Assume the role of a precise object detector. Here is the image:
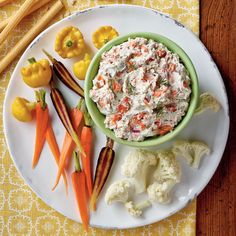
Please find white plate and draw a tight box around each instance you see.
[3,5,229,229]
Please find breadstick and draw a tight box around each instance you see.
[0,0,36,45]
[0,0,64,74]
[0,0,12,7]
[0,0,52,32]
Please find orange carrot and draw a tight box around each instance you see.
[62,132,76,170]
[32,90,49,169]
[52,100,83,191]
[72,152,89,232]
[46,122,68,194]
[81,108,93,198]
[64,106,84,169]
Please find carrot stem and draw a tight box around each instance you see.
[73,151,81,172]
[42,49,56,64]
[106,137,114,149]
[76,99,83,110]
[83,108,92,127]
[35,90,46,110]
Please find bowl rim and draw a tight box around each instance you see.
[85,32,199,147]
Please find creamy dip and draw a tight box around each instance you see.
[90,37,191,141]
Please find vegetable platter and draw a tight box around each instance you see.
[3,5,229,229]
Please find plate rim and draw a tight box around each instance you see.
[3,4,230,229]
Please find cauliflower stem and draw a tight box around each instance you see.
[195,92,221,115]
[125,200,151,217]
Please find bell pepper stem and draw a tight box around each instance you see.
[28,57,36,64]
[66,40,73,47]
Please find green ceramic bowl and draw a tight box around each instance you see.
[84,32,199,147]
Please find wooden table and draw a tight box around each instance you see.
[197,1,236,235]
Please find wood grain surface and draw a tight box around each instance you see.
[198,0,236,235]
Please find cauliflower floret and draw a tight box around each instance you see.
[121,149,157,193]
[195,92,221,115]
[191,141,211,168]
[105,179,151,218]
[147,180,175,204]
[125,200,151,217]
[172,140,193,165]
[172,140,210,169]
[105,180,132,205]
[147,150,181,204]
[154,150,181,183]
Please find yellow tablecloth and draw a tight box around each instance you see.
[0,0,199,235]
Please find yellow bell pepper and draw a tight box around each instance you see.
[21,58,52,88]
[73,54,91,80]
[92,26,119,49]
[11,97,35,122]
[55,26,85,58]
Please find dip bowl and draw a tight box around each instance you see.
[84,32,199,147]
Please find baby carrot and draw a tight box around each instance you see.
[72,152,89,232]
[90,138,115,211]
[52,100,83,191]
[64,102,84,169]
[81,106,93,198]
[46,122,68,194]
[32,90,49,169]
[50,88,84,155]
